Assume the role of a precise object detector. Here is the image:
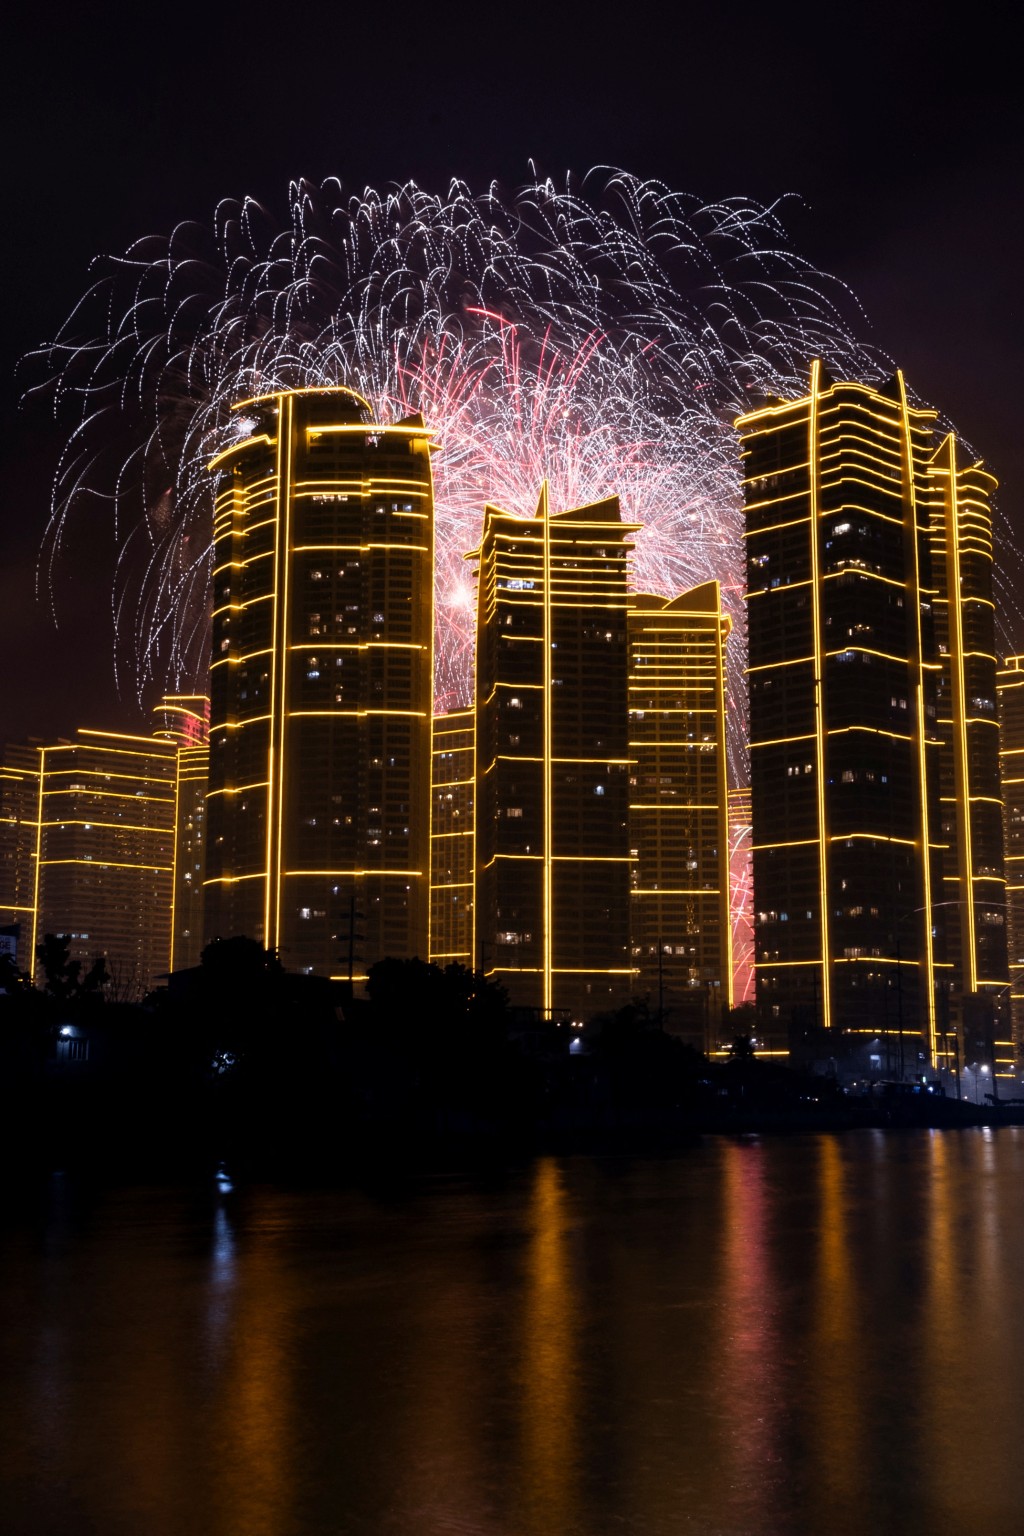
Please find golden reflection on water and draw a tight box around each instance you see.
[7,1135,1024,1535]
[518,1157,579,1536]
[209,1200,294,1536]
[808,1134,860,1512]
[717,1140,781,1523]
[920,1130,1016,1529]
[376,1217,491,1533]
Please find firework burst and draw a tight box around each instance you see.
[25,168,883,757]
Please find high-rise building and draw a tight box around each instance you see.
[153,695,210,973]
[204,387,435,980]
[738,363,1007,1073]
[927,437,1010,1078]
[997,655,1024,1067]
[470,486,636,1017]
[627,582,733,1046]
[30,728,179,997]
[429,707,475,969]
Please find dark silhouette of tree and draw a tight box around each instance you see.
[366,957,508,1035]
[0,952,30,995]
[190,936,287,1068]
[35,934,109,1004]
[200,935,284,986]
[590,999,708,1110]
[724,1002,757,1037]
[361,957,529,1126]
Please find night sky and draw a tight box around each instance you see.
[3,2,1020,742]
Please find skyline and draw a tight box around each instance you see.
[9,361,1015,1062]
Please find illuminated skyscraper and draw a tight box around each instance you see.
[928,439,1010,1077]
[471,487,636,1017]
[30,728,178,997]
[738,364,1007,1072]
[997,655,1024,1065]
[205,387,435,979]
[739,366,943,1062]
[429,707,475,968]
[627,583,733,1045]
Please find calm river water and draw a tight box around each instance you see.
[2,1130,1023,1536]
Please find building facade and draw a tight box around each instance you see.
[997,655,1024,1064]
[627,582,733,1046]
[471,487,635,1017]
[739,366,943,1064]
[429,707,475,969]
[928,436,1010,1078]
[153,696,210,973]
[204,387,435,980]
[738,363,1007,1074]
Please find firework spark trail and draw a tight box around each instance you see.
[25,169,888,773]
[729,819,756,1006]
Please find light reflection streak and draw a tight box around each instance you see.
[921,1130,1013,1528]
[519,1157,580,1535]
[717,1140,781,1526]
[209,1198,293,1534]
[808,1135,861,1512]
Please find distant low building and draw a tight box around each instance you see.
[31,728,179,998]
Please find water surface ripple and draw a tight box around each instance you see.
[2,1129,1022,1535]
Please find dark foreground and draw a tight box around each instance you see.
[3,944,1017,1176]
[1,1058,1016,1180]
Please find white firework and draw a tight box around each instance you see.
[25,169,886,763]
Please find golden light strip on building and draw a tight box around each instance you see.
[272,389,295,949]
[896,370,938,1060]
[808,360,833,1030]
[941,434,975,993]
